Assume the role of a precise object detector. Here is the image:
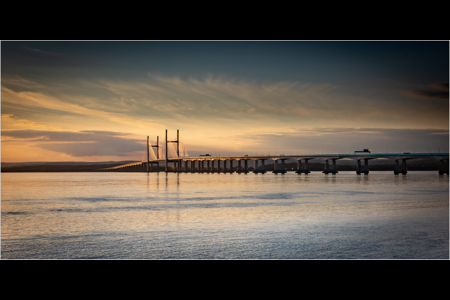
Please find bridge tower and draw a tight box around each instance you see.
[165,129,180,172]
[150,135,159,172]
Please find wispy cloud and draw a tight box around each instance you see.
[401,83,449,100]
[1,84,164,134]
[23,46,66,57]
[241,127,449,154]
[1,130,145,157]
[98,74,397,122]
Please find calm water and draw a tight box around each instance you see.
[1,171,448,259]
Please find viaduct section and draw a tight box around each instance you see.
[100,130,449,175]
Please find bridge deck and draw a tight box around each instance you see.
[100,152,449,171]
[149,152,449,162]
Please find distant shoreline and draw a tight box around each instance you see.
[1,161,136,172]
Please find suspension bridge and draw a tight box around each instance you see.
[99,130,449,175]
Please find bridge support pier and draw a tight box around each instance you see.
[438,159,449,175]
[296,159,310,174]
[273,159,287,174]
[323,159,338,174]
[364,159,369,174]
[394,159,408,175]
[235,159,248,174]
[217,160,222,173]
[356,159,369,175]
[254,159,267,174]
[229,159,235,173]
[323,160,329,174]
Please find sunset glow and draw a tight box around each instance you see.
[1,41,448,162]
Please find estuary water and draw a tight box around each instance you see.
[1,171,448,259]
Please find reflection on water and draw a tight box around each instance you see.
[1,171,448,259]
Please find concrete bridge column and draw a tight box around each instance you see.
[273,159,286,174]
[253,159,259,173]
[254,159,266,174]
[244,159,248,173]
[304,159,310,174]
[364,159,369,175]
[237,160,242,173]
[438,159,449,175]
[295,159,302,174]
[323,160,330,174]
[296,159,310,174]
[332,159,338,174]
[356,160,362,175]
[394,159,400,175]
[217,160,222,173]
[402,159,407,175]
[206,160,210,173]
[223,160,228,173]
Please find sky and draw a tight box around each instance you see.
[1,40,449,162]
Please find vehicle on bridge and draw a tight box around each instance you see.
[354,149,371,154]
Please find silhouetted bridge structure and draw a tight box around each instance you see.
[99,130,449,175]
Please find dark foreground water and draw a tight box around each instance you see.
[1,171,448,259]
